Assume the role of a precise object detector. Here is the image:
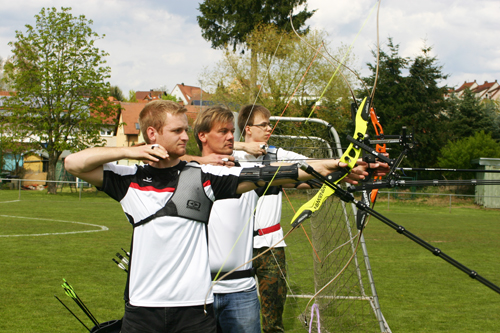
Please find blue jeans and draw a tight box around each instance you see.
[214,286,261,333]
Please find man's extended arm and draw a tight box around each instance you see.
[65,145,167,187]
[234,141,267,156]
[181,154,236,166]
[235,159,388,194]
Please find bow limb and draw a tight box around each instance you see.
[290,97,370,227]
[369,106,386,202]
[370,0,382,107]
[368,0,384,203]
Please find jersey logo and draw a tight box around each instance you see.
[143,177,153,183]
[186,200,201,211]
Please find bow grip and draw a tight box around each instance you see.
[326,168,350,183]
[291,210,312,228]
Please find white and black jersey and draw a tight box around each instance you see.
[208,148,305,294]
[101,161,241,307]
[234,149,307,249]
[209,190,259,294]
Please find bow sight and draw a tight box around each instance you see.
[346,125,500,193]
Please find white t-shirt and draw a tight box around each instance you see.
[102,162,241,306]
[209,191,258,294]
[234,148,307,249]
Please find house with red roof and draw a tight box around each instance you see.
[135,90,163,102]
[170,83,209,106]
[452,80,500,100]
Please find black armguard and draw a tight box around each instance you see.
[292,178,322,189]
[305,178,323,189]
[239,165,299,186]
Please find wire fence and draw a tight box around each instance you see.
[2,177,500,210]
[376,190,500,212]
[0,178,98,200]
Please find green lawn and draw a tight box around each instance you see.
[360,202,500,332]
[0,189,499,332]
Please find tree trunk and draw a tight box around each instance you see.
[47,151,61,194]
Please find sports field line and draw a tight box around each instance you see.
[0,200,21,204]
[0,214,109,237]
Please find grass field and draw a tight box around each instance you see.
[1,188,499,332]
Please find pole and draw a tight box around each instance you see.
[198,80,203,112]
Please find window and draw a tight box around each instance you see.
[100,129,114,136]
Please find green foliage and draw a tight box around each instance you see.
[161,93,178,102]
[198,0,315,101]
[438,131,500,179]
[0,56,12,90]
[1,7,119,193]
[109,85,124,101]
[197,0,315,52]
[446,89,500,141]
[128,90,137,102]
[201,27,356,135]
[364,38,450,167]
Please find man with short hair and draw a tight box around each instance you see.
[236,104,310,333]
[65,100,381,333]
[193,106,262,333]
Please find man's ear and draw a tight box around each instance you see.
[198,131,207,144]
[146,126,157,143]
[245,125,252,136]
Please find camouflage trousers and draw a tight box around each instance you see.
[253,247,287,333]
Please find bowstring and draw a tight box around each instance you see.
[303,2,380,121]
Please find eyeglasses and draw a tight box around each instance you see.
[248,122,273,129]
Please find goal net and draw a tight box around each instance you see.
[267,116,391,332]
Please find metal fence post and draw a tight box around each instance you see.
[79,180,82,201]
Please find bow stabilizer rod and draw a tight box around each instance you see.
[297,161,500,295]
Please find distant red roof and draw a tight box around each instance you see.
[119,102,144,135]
[454,81,476,93]
[174,84,209,105]
[136,91,163,101]
[474,81,496,93]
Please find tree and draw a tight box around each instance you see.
[446,89,500,141]
[438,131,500,180]
[200,26,356,135]
[0,56,13,91]
[197,0,315,101]
[128,90,138,102]
[364,38,450,167]
[161,94,178,102]
[110,85,125,101]
[1,7,119,194]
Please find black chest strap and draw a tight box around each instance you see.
[129,163,213,227]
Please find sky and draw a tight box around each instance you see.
[0,0,499,95]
